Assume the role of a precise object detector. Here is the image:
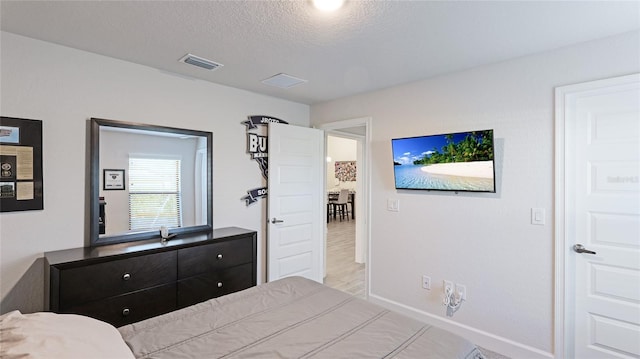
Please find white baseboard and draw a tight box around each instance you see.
[367,294,554,359]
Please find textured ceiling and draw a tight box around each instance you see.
[1,1,639,105]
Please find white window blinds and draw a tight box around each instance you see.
[128,157,182,231]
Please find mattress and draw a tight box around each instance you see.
[119,276,484,358]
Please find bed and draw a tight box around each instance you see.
[1,276,484,358]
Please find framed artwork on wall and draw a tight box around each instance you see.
[0,116,44,212]
[335,161,356,182]
[103,169,125,190]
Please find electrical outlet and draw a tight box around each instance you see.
[422,275,431,290]
[443,280,453,294]
[455,284,467,300]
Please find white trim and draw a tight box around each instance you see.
[317,117,371,132]
[554,81,568,359]
[368,294,554,359]
[326,130,364,141]
[317,117,372,298]
[554,73,640,359]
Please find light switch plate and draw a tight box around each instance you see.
[531,208,545,225]
[387,199,399,212]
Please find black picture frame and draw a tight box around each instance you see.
[0,117,44,212]
[103,169,125,190]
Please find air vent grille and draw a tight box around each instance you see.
[179,54,223,71]
[261,73,307,89]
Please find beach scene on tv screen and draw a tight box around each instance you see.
[392,130,495,192]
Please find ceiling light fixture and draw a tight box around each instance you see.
[312,0,345,12]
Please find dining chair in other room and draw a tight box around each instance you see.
[333,189,350,221]
[327,192,338,222]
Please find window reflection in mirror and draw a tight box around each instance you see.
[90,118,212,246]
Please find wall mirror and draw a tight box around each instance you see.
[90,118,212,246]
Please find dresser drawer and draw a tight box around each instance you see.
[59,251,177,306]
[64,283,176,327]
[177,263,253,308]
[178,236,254,279]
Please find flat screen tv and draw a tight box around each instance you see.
[391,129,495,192]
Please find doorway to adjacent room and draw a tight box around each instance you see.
[319,117,371,299]
[325,135,363,297]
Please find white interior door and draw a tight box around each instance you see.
[562,74,640,358]
[267,123,324,283]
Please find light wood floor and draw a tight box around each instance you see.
[323,218,365,298]
[479,347,511,359]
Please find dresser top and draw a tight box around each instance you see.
[45,227,256,266]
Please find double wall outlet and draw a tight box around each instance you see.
[443,280,453,294]
[455,284,467,300]
[443,280,467,300]
[426,278,467,300]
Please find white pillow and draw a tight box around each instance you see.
[0,310,135,359]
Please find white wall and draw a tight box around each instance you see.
[0,32,310,313]
[326,135,357,190]
[311,30,640,357]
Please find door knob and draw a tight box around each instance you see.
[271,218,284,224]
[573,244,596,255]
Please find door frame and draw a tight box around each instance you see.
[554,73,640,358]
[317,117,372,297]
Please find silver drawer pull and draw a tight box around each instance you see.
[217,254,223,260]
[122,308,130,316]
[122,273,131,281]
[217,282,223,288]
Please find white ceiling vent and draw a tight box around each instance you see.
[179,53,223,71]
[261,73,308,89]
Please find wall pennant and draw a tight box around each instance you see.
[242,186,268,205]
[242,115,288,206]
[242,115,288,130]
[247,133,268,179]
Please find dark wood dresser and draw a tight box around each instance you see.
[44,227,257,327]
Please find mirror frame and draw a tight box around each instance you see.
[90,118,213,247]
